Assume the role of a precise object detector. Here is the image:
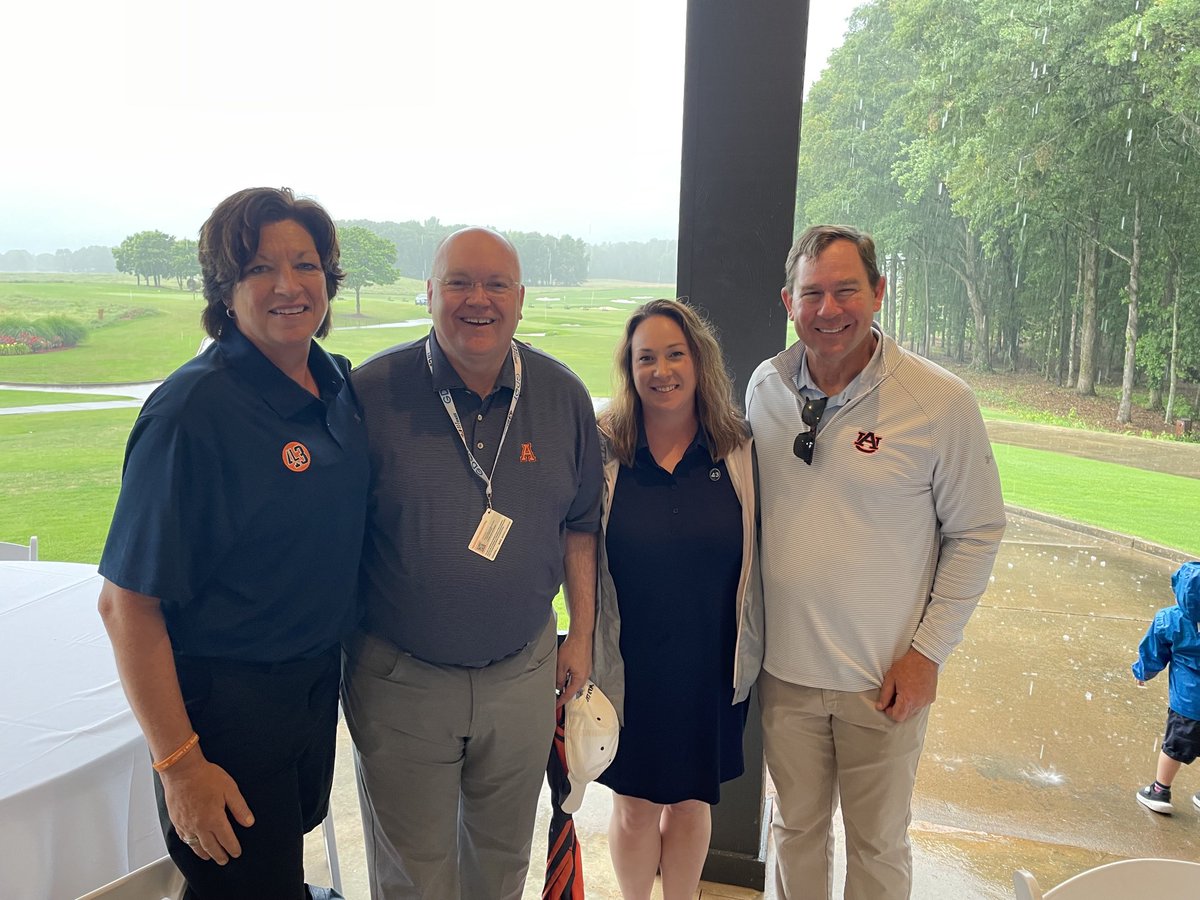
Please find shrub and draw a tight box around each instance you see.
[0,313,87,352]
[36,315,87,346]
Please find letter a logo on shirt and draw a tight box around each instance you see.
[519,442,538,462]
[854,431,882,454]
[282,441,312,472]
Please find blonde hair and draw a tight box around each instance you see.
[599,298,747,466]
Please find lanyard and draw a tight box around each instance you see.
[425,340,523,510]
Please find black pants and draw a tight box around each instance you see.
[154,647,340,900]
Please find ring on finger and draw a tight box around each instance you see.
[181,834,200,846]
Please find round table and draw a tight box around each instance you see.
[0,561,164,899]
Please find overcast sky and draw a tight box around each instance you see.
[2,1,852,253]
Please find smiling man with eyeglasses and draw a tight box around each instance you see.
[345,227,604,900]
[745,224,1006,900]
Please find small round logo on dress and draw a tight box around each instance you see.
[282,441,312,472]
[709,467,721,481]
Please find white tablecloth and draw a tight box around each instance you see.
[0,561,164,899]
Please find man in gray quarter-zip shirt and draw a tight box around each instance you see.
[745,224,1005,900]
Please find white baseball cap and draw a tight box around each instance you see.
[561,681,620,815]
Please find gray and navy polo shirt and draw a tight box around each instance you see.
[352,331,602,666]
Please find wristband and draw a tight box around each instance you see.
[152,732,199,773]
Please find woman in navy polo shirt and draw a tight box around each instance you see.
[98,187,368,899]
[594,299,762,900]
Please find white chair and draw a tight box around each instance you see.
[1014,857,1200,899]
[1014,869,1043,900]
[0,535,37,560]
[76,855,185,900]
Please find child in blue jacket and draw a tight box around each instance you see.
[1133,561,1200,814]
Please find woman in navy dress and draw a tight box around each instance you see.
[595,299,761,900]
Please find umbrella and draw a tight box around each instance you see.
[543,702,585,900]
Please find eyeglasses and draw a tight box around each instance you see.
[432,276,520,299]
[792,396,829,465]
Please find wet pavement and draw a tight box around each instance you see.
[304,512,1200,900]
[0,381,156,415]
[908,514,1198,896]
[986,419,1200,479]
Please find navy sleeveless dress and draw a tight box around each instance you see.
[597,438,748,805]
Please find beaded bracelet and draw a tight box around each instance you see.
[152,732,199,773]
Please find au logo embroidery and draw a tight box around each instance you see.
[282,441,312,472]
[519,442,538,462]
[854,431,882,454]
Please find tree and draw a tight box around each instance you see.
[339,217,456,279]
[112,230,176,287]
[72,245,117,273]
[589,239,676,282]
[339,226,398,315]
[552,236,589,286]
[788,0,1200,423]
[0,249,35,272]
[111,240,133,282]
[170,239,199,290]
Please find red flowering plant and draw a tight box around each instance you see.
[0,316,84,354]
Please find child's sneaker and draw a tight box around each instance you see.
[1136,783,1173,814]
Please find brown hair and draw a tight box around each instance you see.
[784,224,881,292]
[198,187,344,339]
[598,298,747,466]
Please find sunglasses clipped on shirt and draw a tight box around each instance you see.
[792,396,829,465]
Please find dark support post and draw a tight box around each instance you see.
[676,0,810,889]
[678,0,809,403]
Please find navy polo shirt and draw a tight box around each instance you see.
[99,323,369,663]
[352,330,603,665]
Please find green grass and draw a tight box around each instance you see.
[3,274,1199,566]
[0,408,139,561]
[8,409,1199,565]
[0,389,129,408]
[0,276,664,563]
[993,443,1200,555]
[0,275,654,386]
[319,290,645,389]
[0,278,203,382]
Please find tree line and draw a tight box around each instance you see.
[77,222,671,315]
[0,246,116,274]
[796,0,1200,423]
[339,219,593,286]
[2,228,677,285]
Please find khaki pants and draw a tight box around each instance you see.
[342,614,558,900]
[760,671,930,900]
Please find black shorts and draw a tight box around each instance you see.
[1162,708,1200,764]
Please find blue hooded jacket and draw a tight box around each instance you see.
[1133,561,1200,721]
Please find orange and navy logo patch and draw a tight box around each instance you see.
[854,431,882,454]
[282,441,312,472]
[519,442,538,462]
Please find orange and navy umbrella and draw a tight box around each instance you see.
[543,702,584,900]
